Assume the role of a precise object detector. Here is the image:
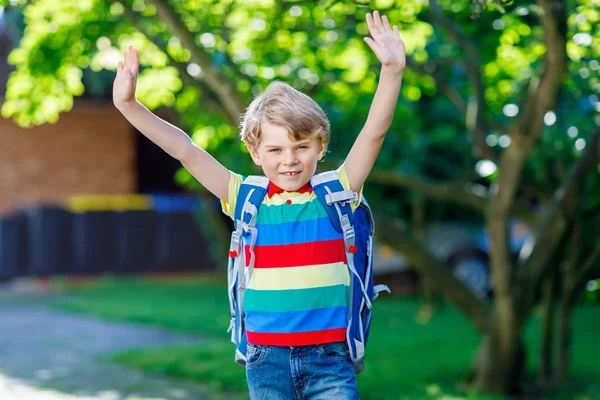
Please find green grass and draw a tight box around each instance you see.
[50,275,600,400]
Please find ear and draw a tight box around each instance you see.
[317,142,326,161]
[248,145,262,166]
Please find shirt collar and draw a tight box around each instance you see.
[267,181,313,198]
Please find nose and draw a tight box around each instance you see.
[283,150,297,165]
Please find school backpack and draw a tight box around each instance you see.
[226,170,390,374]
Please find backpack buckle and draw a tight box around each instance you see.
[340,215,355,243]
[230,223,243,257]
[325,190,358,206]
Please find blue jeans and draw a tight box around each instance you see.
[245,341,359,399]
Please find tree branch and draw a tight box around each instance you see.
[375,215,490,334]
[370,168,486,206]
[566,243,600,305]
[406,58,467,114]
[487,0,567,299]
[516,0,567,140]
[524,128,600,301]
[407,57,508,140]
[486,135,532,297]
[428,0,495,162]
[368,168,537,228]
[121,4,236,126]
[146,0,246,123]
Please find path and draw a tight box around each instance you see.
[0,291,243,400]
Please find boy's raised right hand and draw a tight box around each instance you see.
[110,43,230,202]
[113,45,139,110]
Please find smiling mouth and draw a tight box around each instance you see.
[281,171,301,176]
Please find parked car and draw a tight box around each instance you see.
[372,220,532,298]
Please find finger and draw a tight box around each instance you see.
[366,11,381,37]
[364,37,387,62]
[127,45,135,66]
[131,46,139,67]
[373,10,384,33]
[128,49,139,75]
[365,12,375,34]
[382,15,392,33]
[393,25,400,37]
[117,61,123,71]
[363,37,379,53]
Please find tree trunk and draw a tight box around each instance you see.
[539,264,558,383]
[471,299,526,395]
[557,219,580,382]
[557,297,573,383]
[557,222,600,382]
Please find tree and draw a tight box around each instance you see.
[2,0,599,395]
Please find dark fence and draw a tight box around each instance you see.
[0,213,28,280]
[0,194,217,280]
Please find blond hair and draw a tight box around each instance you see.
[239,81,330,149]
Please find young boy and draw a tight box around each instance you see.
[114,10,405,399]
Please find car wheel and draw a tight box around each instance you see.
[448,251,491,298]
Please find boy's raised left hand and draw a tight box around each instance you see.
[364,11,406,74]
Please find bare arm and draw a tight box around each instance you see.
[113,45,230,201]
[344,11,405,192]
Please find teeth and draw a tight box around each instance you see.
[283,172,300,176]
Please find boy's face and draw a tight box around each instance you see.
[249,122,325,191]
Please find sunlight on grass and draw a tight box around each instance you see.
[50,276,600,400]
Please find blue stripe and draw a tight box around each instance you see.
[245,306,348,333]
[255,217,342,246]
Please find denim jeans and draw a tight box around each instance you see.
[245,341,359,399]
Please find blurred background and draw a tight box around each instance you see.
[0,0,599,399]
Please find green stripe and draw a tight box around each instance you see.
[244,284,349,312]
[256,199,329,224]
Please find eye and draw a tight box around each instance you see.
[269,148,281,153]
[297,145,308,150]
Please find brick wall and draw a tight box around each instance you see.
[0,100,136,215]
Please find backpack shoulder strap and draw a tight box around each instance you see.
[230,175,269,292]
[233,176,269,224]
[310,171,357,231]
[310,171,373,310]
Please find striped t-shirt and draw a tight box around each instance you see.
[221,165,362,347]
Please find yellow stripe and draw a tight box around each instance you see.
[249,262,350,290]
[336,164,363,212]
[221,171,243,219]
[263,191,315,206]
[66,195,151,212]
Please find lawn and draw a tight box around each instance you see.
[50,274,600,400]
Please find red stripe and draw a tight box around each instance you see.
[244,239,346,268]
[247,328,347,346]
